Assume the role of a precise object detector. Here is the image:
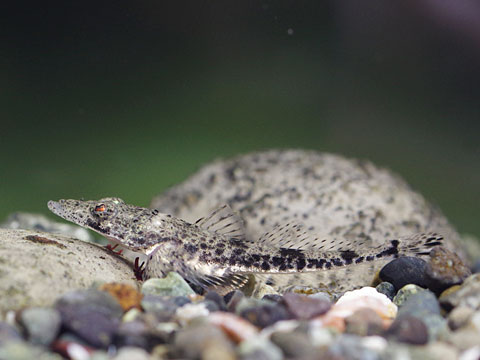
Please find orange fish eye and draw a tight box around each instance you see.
[95,204,106,212]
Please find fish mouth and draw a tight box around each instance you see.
[47,200,65,217]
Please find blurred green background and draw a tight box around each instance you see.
[1,1,479,237]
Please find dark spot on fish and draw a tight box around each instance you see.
[355,256,364,264]
[272,257,283,267]
[366,255,375,261]
[215,248,224,255]
[332,258,344,266]
[280,248,304,258]
[261,262,271,270]
[184,244,198,253]
[325,261,332,269]
[296,258,306,270]
[200,243,207,250]
[260,217,266,225]
[340,250,359,261]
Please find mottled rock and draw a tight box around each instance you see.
[0,229,136,313]
[19,307,61,346]
[345,308,384,336]
[379,257,428,290]
[439,273,480,311]
[375,282,396,300]
[141,272,195,297]
[393,284,426,307]
[237,337,283,360]
[424,246,471,294]
[240,304,290,328]
[282,292,331,320]
[385,315,429,345]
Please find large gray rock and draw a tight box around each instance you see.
[0,229,137,313]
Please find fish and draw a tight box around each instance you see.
[47,197,443,295]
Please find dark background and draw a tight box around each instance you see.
[1,1,479,237]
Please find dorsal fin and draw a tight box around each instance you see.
[258,222,359,252]
[195,205,246,239]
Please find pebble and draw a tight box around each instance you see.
[237,337,283,360]
[385,315,429,345]
[0,322,22,345]
[205,291,227,311]
[440,273,480,311]
[141,272,195,297]
[327,334,383,360]
[112,319,171,351]
[281,292,331,320]
[0,341,63,360]
[140,295,190,320]
[240,303,290,328]
[99,283,142,311]
[345,308,384,336]
[175,302,210,325]
[448,328,480,351]
[393,284,426,307]
[409,341,458,360]
[55,289,124,318]
[448,306,475,330]
[112,346,152,360]
[173,321,234,359]
[208,312,258,342]
[270,330,316,358]
[379,257,428,290]
[375,282,396,300]
[18,307,61,346]
[424,246,471,294]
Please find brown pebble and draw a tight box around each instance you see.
[345,308,385,336]
[99,283,142,311]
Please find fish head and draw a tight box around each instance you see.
[48,197,160,252]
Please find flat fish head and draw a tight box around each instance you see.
[48,197,159,252]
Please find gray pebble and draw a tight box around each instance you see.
[375,282,396,300]
[379,257,428,290]
[385,315,429,345]
[19,307,61,346]
[141,272,195,297]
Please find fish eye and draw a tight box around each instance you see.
[94,204,106,213]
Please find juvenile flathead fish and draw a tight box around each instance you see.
[48,197,443,294]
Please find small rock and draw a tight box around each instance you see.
[0,322,22,345]
[55,289,124,318]
[393,284,426,307]
[173,321,233,359]
[385,315,429,345]
[141,272,195,297]
[345,308,384,336]
[141,295,190,320]
[205,291,227,311]
[19,307,61,346]
[308,323,335,347]
[375,282,396,300]
[262,294,283,303]
[112,346,151,360]
[237,337,283,360]
[112,320,171,351]
[409,341,458,360]
[282,292,331,320]
[201,341,236,360]
[224,290,244,312]
[448,328,480,351]
[379,257,428,290]
[175,302,209,324]
[424,246,471,294]
[270,330,316,358]
[0,341,63,360]
[327,334,383,360]
[448,306,475,330]
[240,304,290,328]
[99,283,142,311]
[440,273,480,311]
[208,312,258,343]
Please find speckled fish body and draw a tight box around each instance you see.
[48,197,444,294]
